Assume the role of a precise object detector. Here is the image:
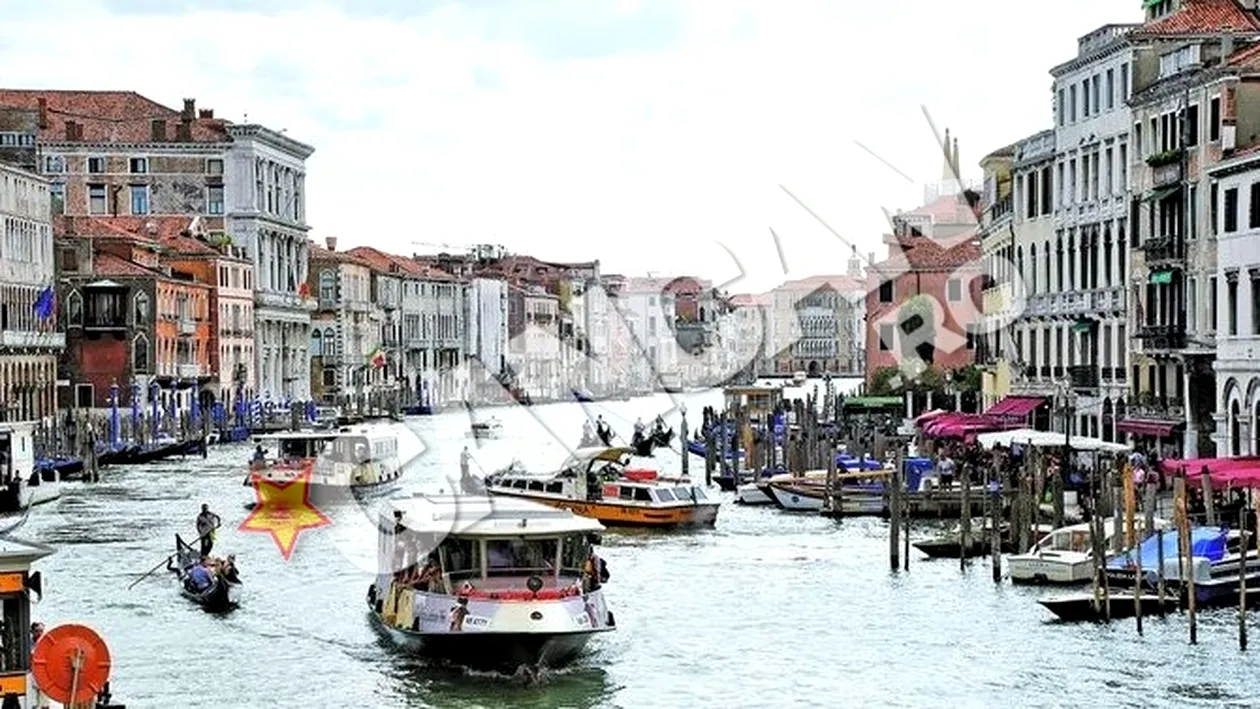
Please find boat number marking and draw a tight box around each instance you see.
[573,614,591,628]
[462,615,490,629]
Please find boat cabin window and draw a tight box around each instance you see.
[618,486,633,500]
[511,479,528,490]
[0,433,12,483]
[654,488,676,502]
[329,437,371,464]
[485,538,558,577]
[545,482,564,494]
[632,487,652,502]
[674,487,703,501]
[527,481,545,492]
[560,534,592,575]
[0,594,28,673]
[278,438,323,459]
[1039,530,1091,553]
[439,538,482,583]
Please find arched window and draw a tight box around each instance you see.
[133,291,150,324]
[133,334,150,373]
[66,290,82,327]
[1029,244,1038,293]
[324,327,336,357]
[311,329,323,357]
[319,270,336,305]
[1231,400,1242,457]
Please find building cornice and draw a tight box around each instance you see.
[40,141,231,152]
[1207,148,1260,177]
[1050,27,1137,78]
[226,124,315,160]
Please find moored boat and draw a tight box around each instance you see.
[170,534,241,612]
[1037,592,1178,622]
[366,494,616,673]
[245,428,403,505]
[913,522,1054,559]
[468,417,504,440]
[1106,526,1260,607]
[1008,517,1172,585]
[485,446,719,528]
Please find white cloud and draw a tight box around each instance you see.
[1,0,1142,292]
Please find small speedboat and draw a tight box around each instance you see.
[1038,592,1177,622]
[469,418,504,439]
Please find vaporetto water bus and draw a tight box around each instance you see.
[244,428,402,505]
[366,494,616,673]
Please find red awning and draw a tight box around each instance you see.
[1116,418,1182,438]
[1162,457,1260,476]
[984,396,1045,418]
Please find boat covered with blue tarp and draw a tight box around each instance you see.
[1105,526,1228,588]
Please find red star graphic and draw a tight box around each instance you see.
[238,468,331,560]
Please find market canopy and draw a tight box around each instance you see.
[984,396,1045,419]
[919,412,1024,439]
[974,428,1130,453]
[1159,457,1260,489]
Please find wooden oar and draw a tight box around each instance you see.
[127,525,218,590]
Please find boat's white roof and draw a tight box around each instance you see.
[0,536,55,565]
[386,494,605,537]
[254,427,390,442]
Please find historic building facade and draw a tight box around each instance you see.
[0,159,60,422]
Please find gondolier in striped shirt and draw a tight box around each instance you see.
[196,503,221,557]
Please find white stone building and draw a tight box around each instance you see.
[612,278,677,390]
[223,124,316,402]
[1208,145,1260,455]
[1046,23,1136,440]
[309,239,382,407]
[464,277,508,399]
[0,159,61,422]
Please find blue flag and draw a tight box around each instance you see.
[32,286,54,320]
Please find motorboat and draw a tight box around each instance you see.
[485,446,719,528]
[765,469,890,513]
[1037,592,1178,622]
[0,422,63,514]
[469,417,504,440]
[245,428,403,505]
[1107,527,1260,608]
[1008,517,1171,585]
[913,522,1055,559]
[366,494,615,673]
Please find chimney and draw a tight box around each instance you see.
[325,236,337,251]
[952,137,960,181]
[940,128,955,182]
[182,98,196,122]
[36,98,48,129]
[175,122,191,141]
[198,108,214,119]
[64,120,77,141]
[151,119,167,142]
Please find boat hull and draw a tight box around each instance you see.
[766,484,824,512]
[1038,593,1177,622]
[181,576,242,613]
[735,483,773,505]
[1008,555,1094,585]
[489,491,719,528]
[370,612,601,672]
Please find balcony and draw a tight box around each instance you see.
[1140,236,1185,266]
[1067,364,1099,392]
[1024,286,1126,318]
[178,318,196,335]
[177,363,200,378]
[1152,161,1183,188]
[0,331,65,348]
[1130,393,1184,422]
[256,289,318,312]
[1135,323,1187,351]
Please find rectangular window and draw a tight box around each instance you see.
[1082,80,1091,117]
[130,185,149,216]
[1119,143,1127,190]
[1211,276,1219,332]
[1229,277,1239,335]
[1251,183,1260,229]
[1041,166,1052,214]
[878,323,894,351]
[88,184,107,214]
[878,281,893,303]
[1210,96,1221,141]
[1252,274,1260,335]
[206,158,224,175]
[129,157,147,174]
[87,157,105,174]
[1189,184,1197,239]
[947,278,962,302]
[1092,75,1101,114]
[1120,62,1129,100]
[1225,187,1239,232]
[207,185,224,215]
[1212,182,1220,235]
[50,182,64,215]
[1186,104,1200,147]
[1070,85,1077,122]
[43,155,64,174]
[1106,69,1115,109]
[1058,89,1066,126]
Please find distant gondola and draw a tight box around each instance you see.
[169,534,241,613]
[630,428,674,457]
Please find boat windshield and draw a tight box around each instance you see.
[1037,529,1092,553]
[485,538,558,577]
[440,537,482,584]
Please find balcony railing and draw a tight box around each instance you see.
[1024,286,1126,317]
[1135,324,1187,350]
[1067,364,1100,391]
[0,331,65,348]
[1130,393,1184,421]
[1152,162,1183,188]
[84,315,126,330]
[176,363,199,378]
[1140,236,1186,264]
[178,318,196,335]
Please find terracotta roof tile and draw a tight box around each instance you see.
[309,243,374,268]
[1132,0,1260,37]
[775,274,866,293]
[0,90,230,144]
[92,251,160,278]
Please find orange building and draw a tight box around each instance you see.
[56,216,214,411]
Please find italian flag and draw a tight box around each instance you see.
[368,347,387,368]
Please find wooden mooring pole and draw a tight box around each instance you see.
[989,463,1002,583]
[889,449,902,572]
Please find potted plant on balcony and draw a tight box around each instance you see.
[1145,148,1184,168]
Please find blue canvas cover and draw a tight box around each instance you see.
[1105,526,1228,571]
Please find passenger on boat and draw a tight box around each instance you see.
[414,554,442,592]
[596,416,614,446]
[582,550,609,592]
[185,559,214,594]
[581,420,594,445]
[653,416,666,436]
[252,444,267,466]
[633,418,645,437]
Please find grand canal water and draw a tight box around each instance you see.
[20,387,1260,708]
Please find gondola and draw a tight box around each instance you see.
[97,444,140,466]
[35,455,84,482]
[630,428,674,457]
[170,534,241,613]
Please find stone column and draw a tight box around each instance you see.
[1183,365,1198,458]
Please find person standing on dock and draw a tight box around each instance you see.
[196,503,221,557]
[936,451,956,490]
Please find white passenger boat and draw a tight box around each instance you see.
[366,494,616,673]
[0,422,61,515]
[244,427,402,504]
[1008,517,1171,585]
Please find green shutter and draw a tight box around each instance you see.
[1149,270,1174,284]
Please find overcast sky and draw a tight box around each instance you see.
[1,0,1142,293]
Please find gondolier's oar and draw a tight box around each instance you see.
[126,525,218,590]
